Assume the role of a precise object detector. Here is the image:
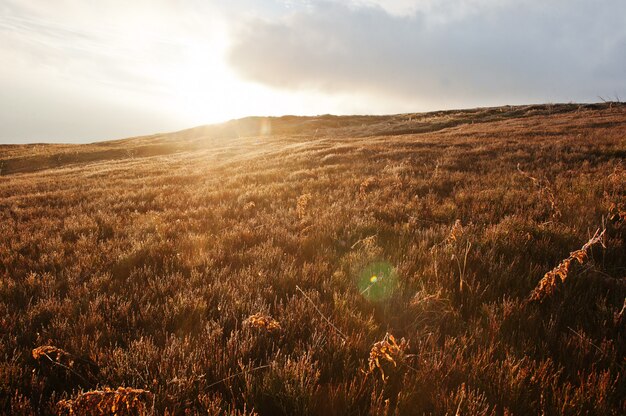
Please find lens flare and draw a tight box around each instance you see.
[358,262,397,302]
[260,118,272,136]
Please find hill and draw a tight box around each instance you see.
[1,103,625,414]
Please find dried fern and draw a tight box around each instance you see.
[244,312,282,332]
[32,345,99,387]
[367,333,408,381]
[56,387,153,416]
[529,229,605,302]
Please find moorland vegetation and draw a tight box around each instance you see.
[1,103,625,415]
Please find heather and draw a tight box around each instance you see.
[1,103,625,415]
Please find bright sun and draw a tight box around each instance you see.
[91,13,360,129]
[163,34,242,124]
[154,28,334,126]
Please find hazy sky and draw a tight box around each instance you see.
[1,0,625,143]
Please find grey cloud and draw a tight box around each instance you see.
[228,1,626,106]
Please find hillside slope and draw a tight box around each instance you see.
[1,103,625,415]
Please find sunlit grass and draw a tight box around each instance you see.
[1,103,625,414]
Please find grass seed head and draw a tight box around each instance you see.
[296,193,312,219]
[446,219,464,246]
[608,202,626,224]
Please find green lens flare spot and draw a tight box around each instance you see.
[357,262,397,302]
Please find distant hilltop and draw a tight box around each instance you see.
[1,102,624,176]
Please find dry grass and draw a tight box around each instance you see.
[1,103,625,414]
[516,164,562,220]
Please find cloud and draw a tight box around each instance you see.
[1,0,625,143]
[0,0,224,142]
[0,1,201,95]
[228,0,626,107]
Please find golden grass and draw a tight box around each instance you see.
[1,103,625,414]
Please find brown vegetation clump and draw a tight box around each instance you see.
[32,345,73,363]
[56,387,153,416]
[32,345,99,387]
[359,176,377,196]
[243,313,282,332]
[608,202,626,224]
[368,333,408,381]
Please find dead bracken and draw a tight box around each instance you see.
[529,229,606,302]
[32,345,99,387]
[368,333,408,381]
[33,345,73,362]
[244,312,282,332]
[56,387,153,416]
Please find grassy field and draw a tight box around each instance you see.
[1,103,625,415]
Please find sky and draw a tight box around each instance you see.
[0,0,625,143]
